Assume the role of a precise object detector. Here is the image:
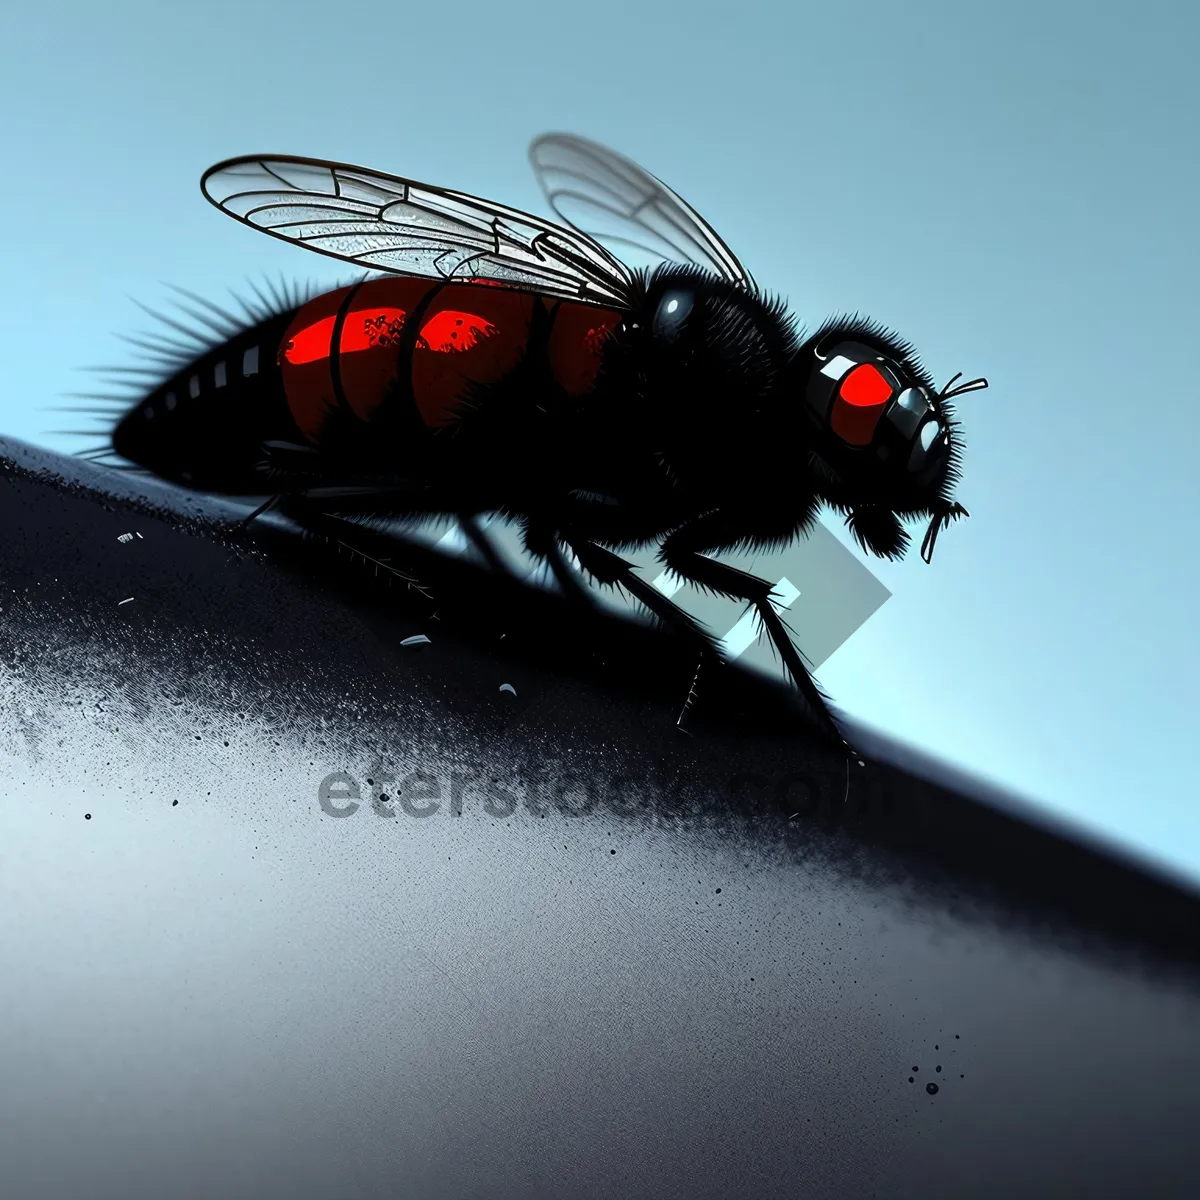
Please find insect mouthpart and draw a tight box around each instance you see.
[919,500,969,564]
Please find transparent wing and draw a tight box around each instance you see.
[528,133,753,288]
[200,154,635,308]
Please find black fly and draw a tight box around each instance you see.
[80,134,987,750]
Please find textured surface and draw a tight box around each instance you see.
[2,438,1199,1200]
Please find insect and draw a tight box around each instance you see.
[84,134,988,749]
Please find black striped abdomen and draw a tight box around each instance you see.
[111,278,625,493]
[111,309,303,494]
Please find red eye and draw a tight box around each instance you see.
[840,364,892,407]
[832,363,894,445]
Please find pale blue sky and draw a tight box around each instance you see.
[2,1,1197,881]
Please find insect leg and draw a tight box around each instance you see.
[276,503,436,598]
[259,485,468,600]
[554,534,723,727]
[240,494,280,529]
[263,486,515,596]
[525,500,723,725]
[242,442,341,527]
[676,654,708,733]
[521,521,597,610]
[557,537,706,639]
[659,515,849,750]
[457,514,513,578]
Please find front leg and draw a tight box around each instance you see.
[658,510,850,750]
[544,496,821,734]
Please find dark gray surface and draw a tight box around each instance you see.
[2,437,1199,1200]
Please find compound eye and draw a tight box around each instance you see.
[908,417,947,472]
[831,363,893,445]
[887,387,931,439]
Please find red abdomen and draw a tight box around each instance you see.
[277,278,623,444]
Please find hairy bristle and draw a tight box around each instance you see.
[810,312,935,393]
[47,273,347,461]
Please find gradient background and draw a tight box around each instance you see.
[1,0,1196,881]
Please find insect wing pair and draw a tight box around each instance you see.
[199,134,751,320]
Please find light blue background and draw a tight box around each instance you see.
[2,0,1196,882]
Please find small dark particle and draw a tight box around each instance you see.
[715,888,721,894]
[936,1065,941,1073]
[172,800,178,807]
[908,1077,913,1084]
[610,849,616,855]
[926,1083,938,1095]
[84,813,91,820]
[911,1066,918,1072]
